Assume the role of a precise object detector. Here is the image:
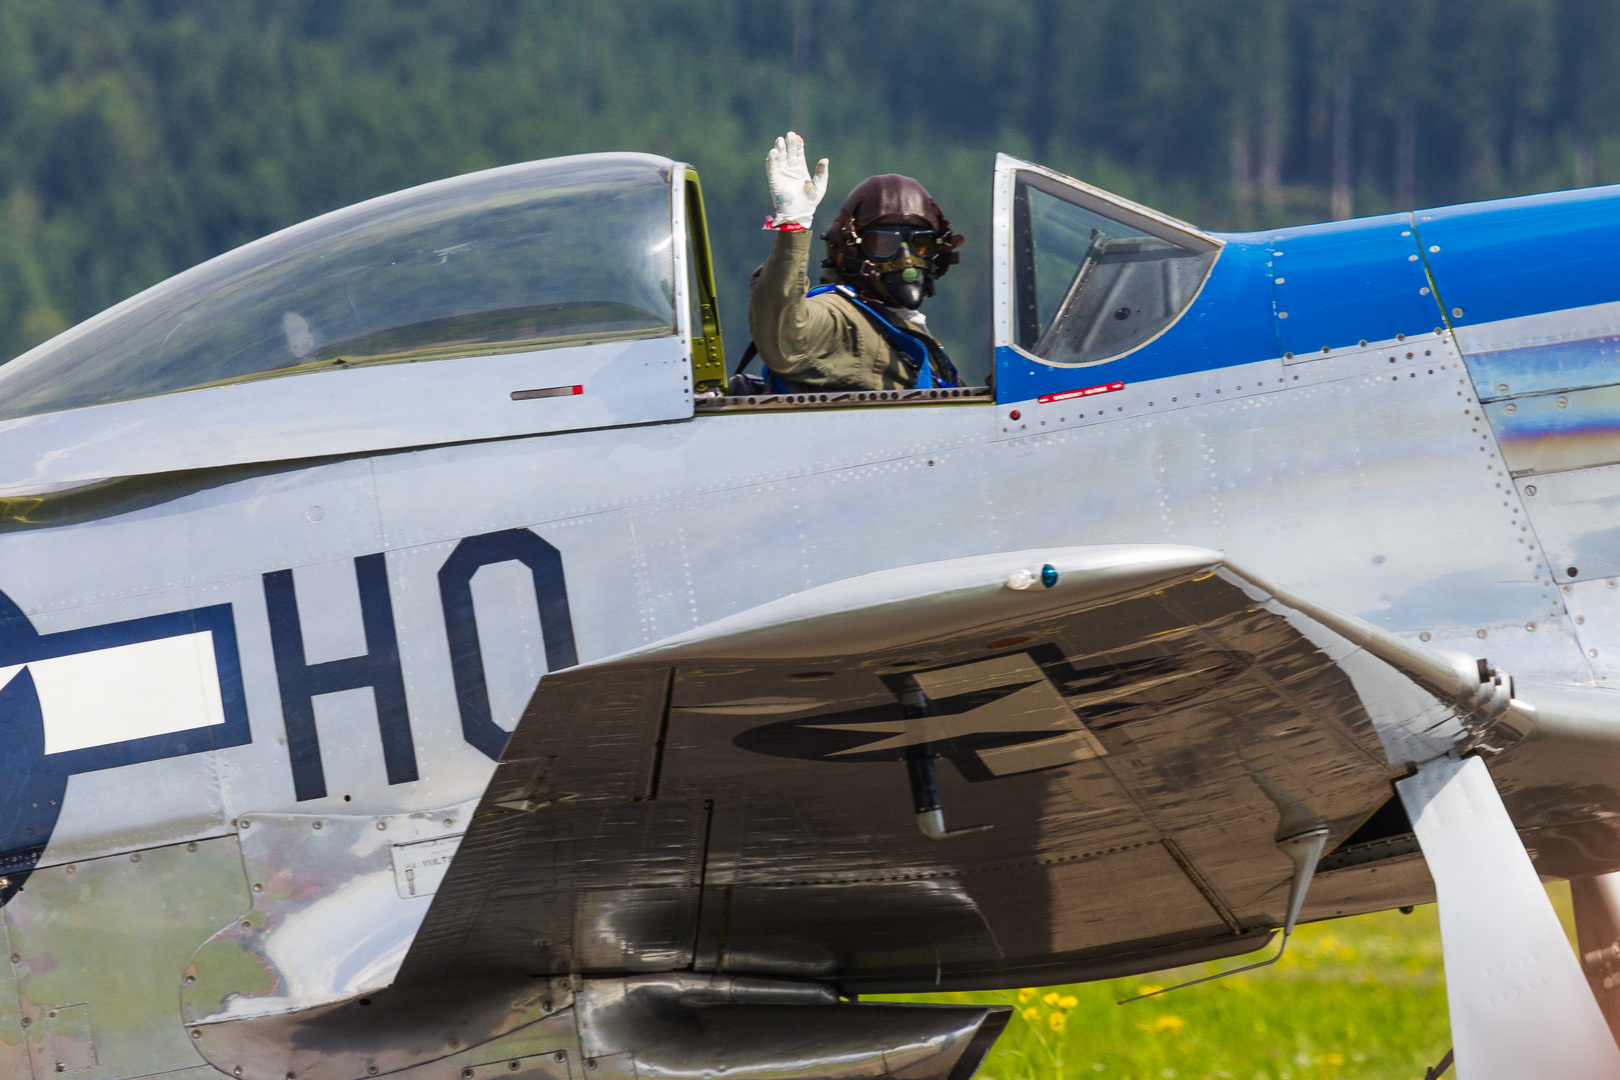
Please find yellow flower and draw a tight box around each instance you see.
[1322,1053,1345,1067]
[1022,1006,1040,1021]
[1017,988,1036,1004]
[1058,995,1078,1009]
[1137,984,1164,996]
[1044,991,1062,1006]
[1048,1012,1066,1032]
[1135,1015,1186,1034]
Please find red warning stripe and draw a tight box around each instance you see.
[1037,381,1124,404]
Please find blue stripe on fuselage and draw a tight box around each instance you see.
[996,212,1447,402]
[1415,184,1620,333]
[1270,213,1442,357]
[995,181,1620,406]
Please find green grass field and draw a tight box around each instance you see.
[883,885,1580,1080]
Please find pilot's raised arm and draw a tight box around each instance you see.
[745,132,964,394]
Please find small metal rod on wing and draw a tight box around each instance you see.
[900,678,991,840]
[1117,824,1329,1003]
[1121,752,1330,1005]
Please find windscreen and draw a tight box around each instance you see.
[0,154,677,421]
[1012,175,1217,366]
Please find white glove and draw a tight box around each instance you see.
[766,131,828,229]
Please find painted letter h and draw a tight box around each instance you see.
[263,553,417,801]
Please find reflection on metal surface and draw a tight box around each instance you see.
[481,665,672,810]
[188,976,573,1080]
[1117,835,1329,1004]
[1220,561,1531,761]
[844,929,1277,995]
[1276,829,1332,937]
[397,800,709,985]
[1476,681,1620,879]
[1267,214,1438,360]
[733,644,1199,780]
[1119,764,1330,1003]
[814,654,1105,767]
[1455,298,1620,402]
[183,806,469,1024]
[1485,384,1620,475]
[576,975,1009,1080]
[190,974,1011,1080]
[674,696,826,715]
[1513,465,1620,584]
[6,837,250,1080]
[1160,837,1243,935]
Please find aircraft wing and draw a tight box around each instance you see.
[397,544,1518,990]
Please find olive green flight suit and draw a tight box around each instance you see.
[747,230,956,391]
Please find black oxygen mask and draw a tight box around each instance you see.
[878,265,928,309]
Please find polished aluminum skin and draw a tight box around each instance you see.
[183,804,474,1025]
[3,152,1620,1078]
[185,974,1007,1080]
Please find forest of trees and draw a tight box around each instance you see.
[2,0,1619,376]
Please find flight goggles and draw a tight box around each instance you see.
[860,227,936,261]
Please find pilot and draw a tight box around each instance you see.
[743,132,964,394]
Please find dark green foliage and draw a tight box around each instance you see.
[0,0,1615,381]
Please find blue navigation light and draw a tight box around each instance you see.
[1041,564,1058,589]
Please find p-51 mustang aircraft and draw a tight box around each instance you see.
[2,148,1620,1080]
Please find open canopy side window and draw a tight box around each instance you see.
[995,155,1221,369]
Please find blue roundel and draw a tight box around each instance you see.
[1040,564,1059,589]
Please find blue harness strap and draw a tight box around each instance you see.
[763,367,794,395]
[807,284,957,389]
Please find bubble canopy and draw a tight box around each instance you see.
[0,153,678,422]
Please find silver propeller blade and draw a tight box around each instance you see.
[1399,755,1620,1079]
